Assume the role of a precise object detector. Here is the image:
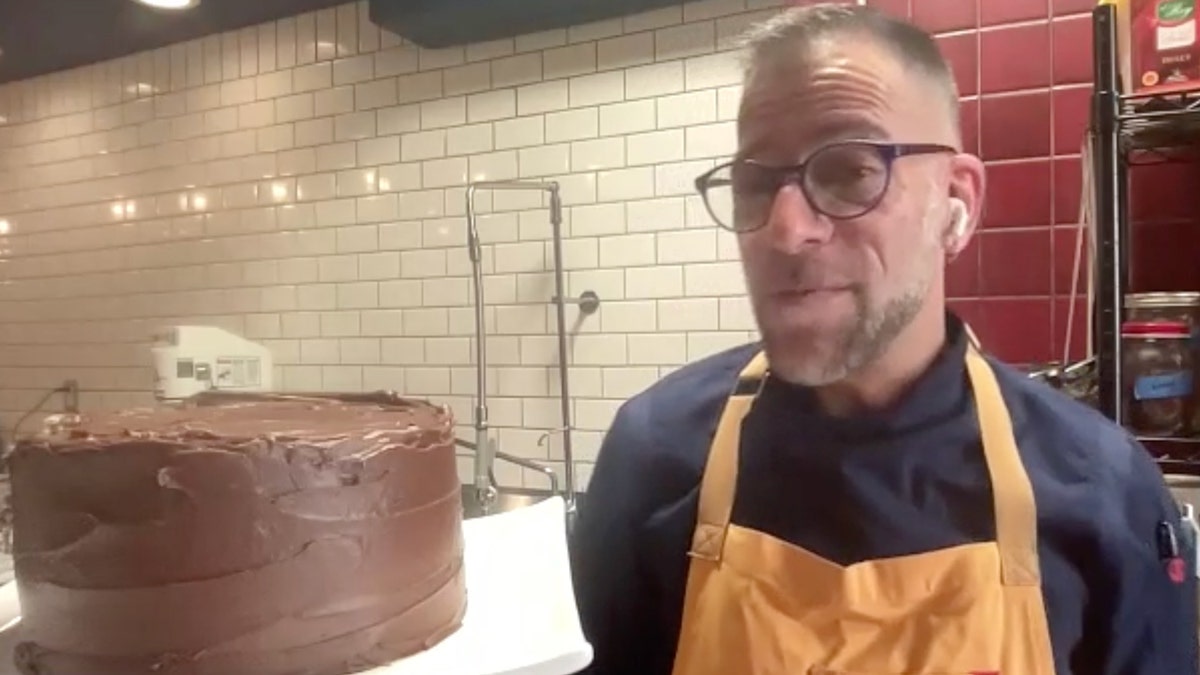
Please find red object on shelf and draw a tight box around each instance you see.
[1129,0,1200,94]
[1121,320,1192,336]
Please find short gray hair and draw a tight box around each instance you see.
[739,4,960,137]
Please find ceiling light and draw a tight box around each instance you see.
[133,0,200,10]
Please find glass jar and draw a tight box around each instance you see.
[1126,292,1200,327]
[1123,321,1195,438]
[1127,292,1200,433]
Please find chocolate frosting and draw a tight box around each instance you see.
[6,391,467,675]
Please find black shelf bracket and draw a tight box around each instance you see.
[1090,6,1200,473]
[1092,3,1124,425]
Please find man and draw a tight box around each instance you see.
[569,5,1198,675]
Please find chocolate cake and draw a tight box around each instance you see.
[5,391,466,675]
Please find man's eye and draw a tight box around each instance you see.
[816,162,878,184]
[734,169,781,194]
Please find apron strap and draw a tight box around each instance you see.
[687,328,1042,587]
[689,350,767,561]
[964,347,1042,586]
[963,322,983,351]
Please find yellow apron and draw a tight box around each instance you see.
[671,342,1056,675]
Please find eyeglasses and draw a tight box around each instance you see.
[693,140,957,233]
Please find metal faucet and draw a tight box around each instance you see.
[465,180,591,519]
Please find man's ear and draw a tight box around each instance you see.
[944,153,986,260]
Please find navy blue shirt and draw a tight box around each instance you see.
[570,316,1198,675]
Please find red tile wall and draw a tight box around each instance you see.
[867,0,1200,366]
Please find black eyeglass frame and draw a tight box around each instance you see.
[693,140,958,233]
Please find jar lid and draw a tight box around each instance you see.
[1125,292,1200,309]
[1122,320,1192,336]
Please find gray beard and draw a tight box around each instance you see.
[759,251,935,387]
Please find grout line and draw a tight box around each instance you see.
[976,16,1057,33]
[975,82,1092,101]
[948,294,1072,302]
[1047,0,1059,357]
[972,0,984,302]
[933,27,980,39]
[983,155,1079,167]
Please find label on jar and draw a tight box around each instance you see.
[1134,371,1195,400]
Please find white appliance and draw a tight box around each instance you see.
[151,326,273,401]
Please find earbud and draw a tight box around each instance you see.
[948,198,969,239]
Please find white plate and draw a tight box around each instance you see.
[0,497,592,675]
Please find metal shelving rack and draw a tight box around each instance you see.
[1091,3,1200,472]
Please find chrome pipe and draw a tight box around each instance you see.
[454,436,561,496]
[464,179,579,518]
[546,189,578,517]
[494,443,561,496]
[465,184,492,506]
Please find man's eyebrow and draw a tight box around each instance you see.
[824,119,890,141]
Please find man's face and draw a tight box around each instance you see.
[736,37,967,386]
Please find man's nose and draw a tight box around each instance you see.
[760,183,835,252]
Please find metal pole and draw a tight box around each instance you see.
[465,185,492,505]
[547,186,578,516]
[1091,4,1123,424]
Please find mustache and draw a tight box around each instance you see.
[750,259,857,293]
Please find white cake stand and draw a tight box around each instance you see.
[0,497,593,675]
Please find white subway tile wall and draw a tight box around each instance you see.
[0,0,775,489]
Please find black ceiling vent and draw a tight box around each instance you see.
[369,0,700,49]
